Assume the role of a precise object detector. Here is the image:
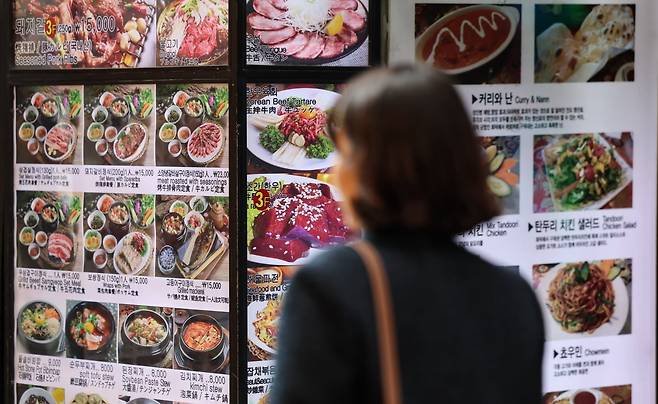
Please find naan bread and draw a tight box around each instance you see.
[536,23,581,83]
[536,5,634,82]
[577,5,634,64]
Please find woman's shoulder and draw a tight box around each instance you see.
[295,245,367,287]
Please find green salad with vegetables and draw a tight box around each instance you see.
[546,134,624,210]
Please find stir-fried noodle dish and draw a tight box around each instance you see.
[548,262,615,334]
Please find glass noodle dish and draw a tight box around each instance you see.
[157,0,229,65]
[253,299,281,350]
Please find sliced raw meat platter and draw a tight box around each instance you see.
[337,10,366,32]
[270,0,288,9]
[253,0,285,19]
[331,0,358,11]
[293,34,326,59]
[276,33,310,55]
[248,12,286,31]
[255,27,297,44]
[248,0,368,62]
[337,28,358,47]
[320,36,345,58]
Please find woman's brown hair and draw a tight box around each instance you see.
[328,64,500,235]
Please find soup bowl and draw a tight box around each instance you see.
[121,309,172,365]
[65,301,116,358]
[179,314,225,363]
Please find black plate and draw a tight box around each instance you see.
[245,0,369,66]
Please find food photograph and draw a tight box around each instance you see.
[533,259,632,341]
[414,4,521,84]
[15,86,83,165]
[247,84,343,172]
[246,0,369,66]
[83,85,156,166]
[118,305,174,368]
[156,84,229,167]
[543,384,632,404]
[13,0,157,68]
[247,174,353,266]
[67,391,110,404]
[16,300,66,357]
[16,191,83,271]
[534,133,633,213]
[156,0,229,67]
[155,195,229,280]
[172,309,229,374]
[65,300,118,363]
[82,193,156,276]
[480,136,519,215]
[535,5,635,83]
[247,266,297,361]
[120,398,173,404]
[16,384,65,404]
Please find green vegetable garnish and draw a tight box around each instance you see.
[306,135,335,159]
[576,262,590,283]
[259,125,286,153]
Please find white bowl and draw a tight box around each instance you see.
[415,5,520,75]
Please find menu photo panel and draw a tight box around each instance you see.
[14,83,232,404]
[388,1,655,403]
[12,0,229,69]
[245,82,355,403]
[245,0,370,67]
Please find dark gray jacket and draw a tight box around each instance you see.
[271,230,544,404]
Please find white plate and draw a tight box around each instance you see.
[415,5,520,75]
[536,263,629,341]
[44,122,76,162]
[543,133,633,212]
[19,387,56,404]
[113,122,148,163]
[247,300,278,355]
[247,88,340,171]
[247,174,343,266]
[553,388,612,403]
[188,122,225,164]
[113,232,153,276]
[537,23,634,83]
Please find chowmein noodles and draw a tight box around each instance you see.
[547,262,614,334]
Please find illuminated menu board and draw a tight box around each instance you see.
[387,1,655,403]
[13,83,231,403]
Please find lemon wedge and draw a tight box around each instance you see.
[52,388,65,403]
[326,14,344,36]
